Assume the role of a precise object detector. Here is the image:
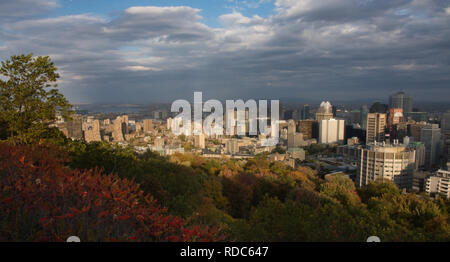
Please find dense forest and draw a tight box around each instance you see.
[1,131,448,242]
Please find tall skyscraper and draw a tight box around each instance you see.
[366,113,386,144]
[316,101,333,121]
[112,115,128,142]
[292,109,300,121]
[298,120,319,140]
[287,119,296,135]
[283,109,293,121]
[66,115,83,140]
[441,111,450,168]
[319,119,345,144]
[389,91,413,113]
[421,124,441,169]
[143,119,153,133]
[441,111,450,132]
[301,104,310,120]
[356,143,415,189]
[360,105,369,130]
[407,142,426,170]
[369,101,388,114]
[84,120,102,143]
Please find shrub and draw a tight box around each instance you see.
[0,143,225,242]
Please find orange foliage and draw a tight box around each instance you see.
[0,143,226,242]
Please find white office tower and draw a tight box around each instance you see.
[319,119,345,144]
[357,143,416,190]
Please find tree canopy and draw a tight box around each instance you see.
[0,54,72,143]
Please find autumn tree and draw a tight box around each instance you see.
[0,54,72,143]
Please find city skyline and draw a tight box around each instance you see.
[0,0,449,104]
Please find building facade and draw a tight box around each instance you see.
[425,169,450,198]
[318,119,345,144]
[356,143,416,189]
[316,101,334,121]
[421,124,441,169]
[389,91,413,113]
[366,113,386,144]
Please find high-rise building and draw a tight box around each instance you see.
[301,104,310,120]
[421,124,441,169]
[66,115,83,140]
[226,139,240,155]
[369,102,388,114]
[366,113,386,144]
[388,108,404,132]
[298,120,319,140]
[194,133,206,149]
[112,116,128,142]
[440,111,450,168]
[408,122,427,142]
[443,135,450,169]
[316,101,334,121]
[287,120,296,135]
[283,110,293,121]
[407,141,426,170]
[84,120,102,143]
[288,132,304,149]
[143,119,153,133]
[356,143,416,189]
[319,119,345,144]
[389,91,413,113]
[360,105,369,130]
[441,111,450,132]
[391,122,408,142]
[292,109,300,121]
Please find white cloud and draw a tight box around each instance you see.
[123,66,161,72]
[393,63,438,71]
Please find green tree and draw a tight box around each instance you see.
[0,54,72,143]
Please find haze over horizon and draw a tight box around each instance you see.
[1,0,449,104]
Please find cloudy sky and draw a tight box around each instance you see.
[0,0,449,104]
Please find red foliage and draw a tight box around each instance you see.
[0,143,226,242]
